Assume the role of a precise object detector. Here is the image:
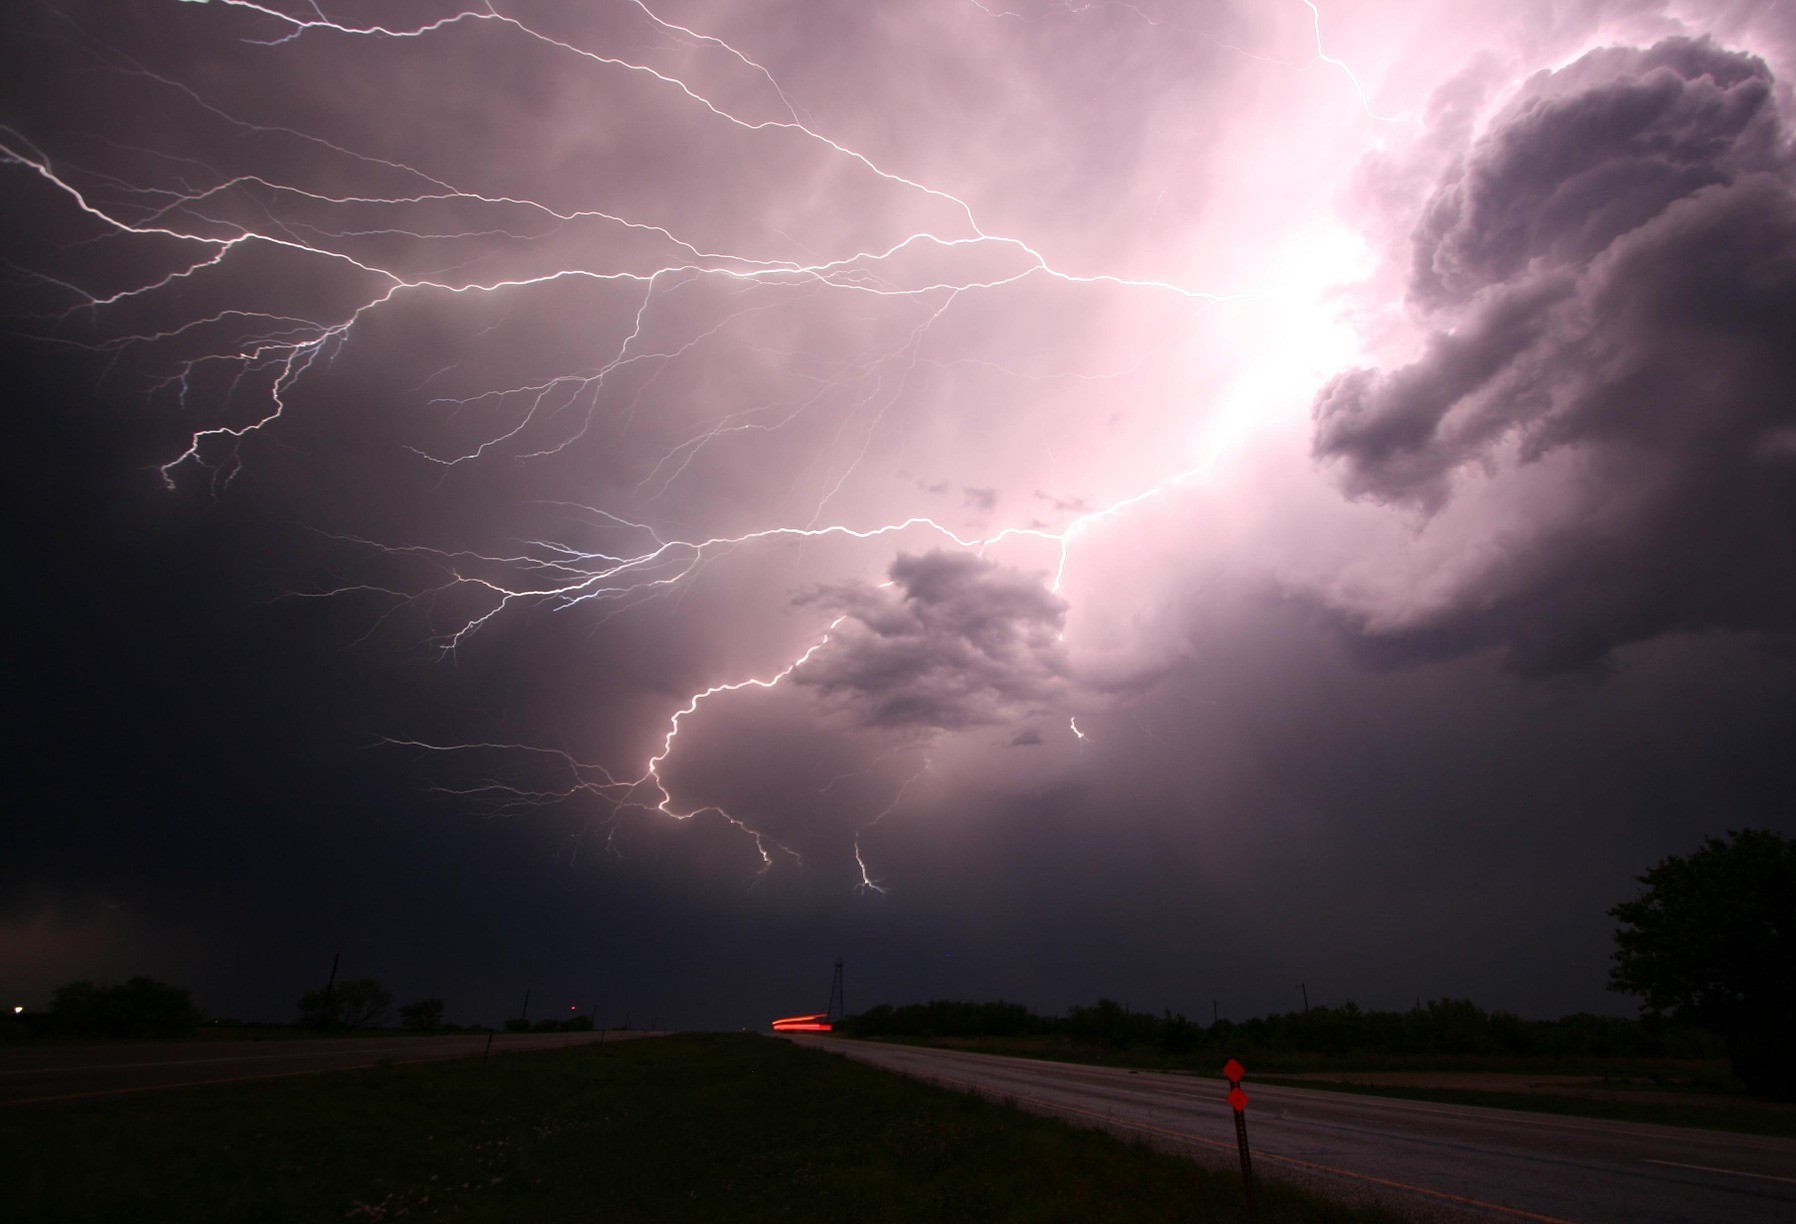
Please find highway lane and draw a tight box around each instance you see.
[0,1030,661,1104]
[790,1037,1796,1223]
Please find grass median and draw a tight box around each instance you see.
[1,1032,1395,1223]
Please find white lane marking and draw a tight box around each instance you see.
[1642,1158,1796,1186]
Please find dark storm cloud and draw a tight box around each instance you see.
[1408,37,1786,308]
[1314,37,1796,672]
[793,551,1071,730]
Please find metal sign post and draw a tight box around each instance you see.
[1222,1058,1257,1222]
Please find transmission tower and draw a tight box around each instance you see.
[826,958,845,1024]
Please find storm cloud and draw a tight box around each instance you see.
[794,551,1071,730]
[1313,37,1796,672]
[5,1,1795,1032]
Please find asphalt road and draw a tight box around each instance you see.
[790,1037,1796,1223]
[0,1030,659,1104]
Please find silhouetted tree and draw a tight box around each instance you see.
[1065,997,1159,1048]
[1159,1010,1197,1053]
[398,998,445,1031]
[47,977,200,1038]
[298,977,391,1030]
[48,980,105,1035]
[1610,829,1796,1100]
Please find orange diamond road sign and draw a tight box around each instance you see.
[1229,1085,1249,1112]
[1222,1058,1245,1082]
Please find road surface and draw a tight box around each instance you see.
[789,1037,1796,1223]
[0,1030,660,1105]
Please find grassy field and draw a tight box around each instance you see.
[1,1033,1397,1223]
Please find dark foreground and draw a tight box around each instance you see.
[796,1036,1796,1224]
[0,1033,1393,1223]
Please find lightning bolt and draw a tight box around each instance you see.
[2,0,1373,885]
[854,761,931,895]
[1299,0,1403,123]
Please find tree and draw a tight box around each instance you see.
[298,977,392,1030]
[48,980,104,1035]
[399,998,445,1031]
[47,977,200,1038]
[105,977,202,1037]
[1609,828,1796,1099]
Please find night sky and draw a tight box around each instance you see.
[5,0,1795,1032]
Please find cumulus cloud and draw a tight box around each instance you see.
[1313,37,1796,672]
[1409,37,1786,308]
[793,551,1072,730]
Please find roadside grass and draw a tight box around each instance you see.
[1249,1076,1796,1139]
[1,1033,1396,1223]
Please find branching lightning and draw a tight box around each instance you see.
[3,0,1391,885]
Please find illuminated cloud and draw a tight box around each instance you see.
[1313,37,1796,672]
[795,552,1071,730]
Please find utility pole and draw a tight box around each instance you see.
[827,958,845,1025]
[1298,983,1309,1013]
[1212,999,1218,1025]
[317,952,340,1033]
[519,987,531,1029]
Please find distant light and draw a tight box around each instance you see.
[12,1006,21,1014]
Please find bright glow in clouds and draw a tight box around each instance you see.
[5,0,1794,888]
